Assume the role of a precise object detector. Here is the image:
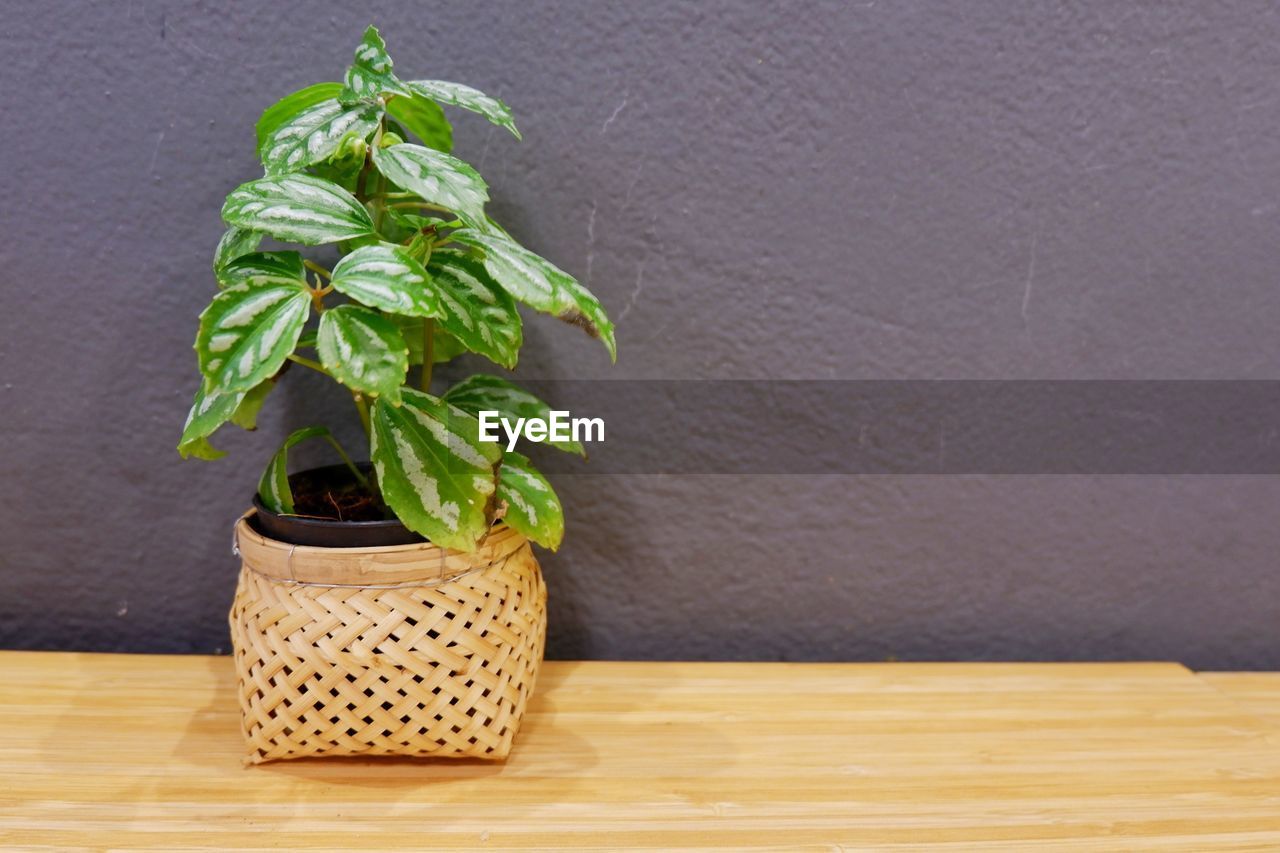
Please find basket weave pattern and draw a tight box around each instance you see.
[229,517,546,764]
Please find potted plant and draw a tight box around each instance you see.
[178,26,615,764]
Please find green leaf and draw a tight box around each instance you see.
[255,82,344,155]
[213,227,262,285]
[222,174,375,245]
[372,143,488,228]
[330,243,441,316]
[425,249,522,369]
[340,25,411,105]
[449,229,616,360]
[444,374,585,456]
[498,452,563,550]
[217,251,308,289]
[406,80,520,139]
[392,317,469,365]
[386,92,453,152]
[229,379,275,430]
[370,389,501,551]
[257,426,331,515]
[178,382,244,460]
[196,280,310,392]
[317,305,409,404]
[178,376,277,459]
[260,98,380,176]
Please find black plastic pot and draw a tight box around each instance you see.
[250,463,426,548]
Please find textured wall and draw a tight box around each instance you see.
[2,1,1279,667]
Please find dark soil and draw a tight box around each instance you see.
[287,466,388,522]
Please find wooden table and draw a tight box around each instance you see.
[2,653,1279,850]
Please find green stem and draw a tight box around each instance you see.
[373,175,388,233]
[388,201,454,214]
[371,121,389,233]
[287,354,328,375]
[321,435,369,491]
[353,394,372,439]
[420,318,435,392]
[303,260,331,280]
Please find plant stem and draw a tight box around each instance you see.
[388,201,454,214]
[353,394,372,438]
[321,434,369,490]
[287,354,328,375]
[303,260,331,280]
[420,319,435,392]
[371,119,388,233]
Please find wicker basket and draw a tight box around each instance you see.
[229,513,546,764]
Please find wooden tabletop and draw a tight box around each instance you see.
[2,653,1279,850]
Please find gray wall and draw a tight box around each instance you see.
[3,1,1279,668]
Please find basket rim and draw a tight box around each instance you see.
[234,511,527,587]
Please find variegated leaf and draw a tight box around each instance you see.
[217,251,308,289]
[445,374,584,456]
[177,377,277,460]
[424,250,522,368]
[255,82,343,155]
[222,174,375,245]
[196,280,310,392]
[370,389,501,551]
[317,305,409,404]
[449,229,616,360]
[406,80,520,139]
[178,382,245,460]
[260,97,380,176]
[372,143,488,228]
[330,243,441,316]
[340,25,411,105]
[386,92,453,152]
[212,227,262,285]
[498,451,563,550]
[257,425,330,515]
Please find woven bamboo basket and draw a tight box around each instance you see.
[229,513,546,764]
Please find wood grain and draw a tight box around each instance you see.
[2,652,1279,850]
[1199,672,1280,726]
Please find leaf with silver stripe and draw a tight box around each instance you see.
[317,305,409,404]
[217,251,308,289]
[196,280,310,393]
[178,382,246,460]
[371,388,501,551]
[255,82,343,156]
[424,249,522,369]
[176,377,276,460]
[406,79,520,139]
[260,97,380,176]
[213,227,262,286]
[222,174,375,245]
[330,243,442,317]
[340,25,411,105]
[449,229,616,361]
[372,143,488,228]
[498,451,563,550]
